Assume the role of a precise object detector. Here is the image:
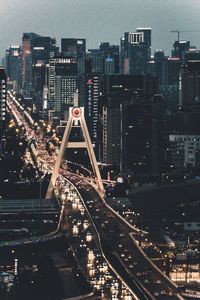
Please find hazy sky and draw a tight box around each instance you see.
[1,0,200,58]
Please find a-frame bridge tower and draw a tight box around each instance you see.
[46,106,104,199]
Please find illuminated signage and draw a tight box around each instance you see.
[33,47,44,50]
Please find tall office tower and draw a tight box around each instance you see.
[22,32,40,96]
[183,48,200,64]
[179,60,200,108]
[148,50,165,84]
[99,74,163,176]
[78,54,92,75]
[172,40,190,63]
[48,56,78,117]
[22,32,56,97]
[120,28,151,75]
[5,46,22,93]
[61,38,86,58]
[32,63,48,109]
[86,49,105,73]
[99,42,120,74]
[99,43,119,54]
[160,57,181,106]
[86,43,119,75]
[0,68,7,154]
[80,74,100,150]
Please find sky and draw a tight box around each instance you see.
[1,0,200,59]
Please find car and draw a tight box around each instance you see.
[136,272,141,276]
[129,264,134,268]
[156,280,161,284]
[161,290,166,295]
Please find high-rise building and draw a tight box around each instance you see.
[32,63,48,109]
[48,56,78,116]
[169,135,200,168]
[0,68,7,154]
[98,74,163,176]
[86,50,104,74]
[61,38,86,58]
[120,28,151,75]
[80,74,100,149]
[5,45,22,92]
[86,43,119,75]
[22,32,40,96]
[172,40,190,63]
[22,33,56,97]
[148,50,165,85]
[99,43,119,75]
[183,48,200,65]
[159,57,181,106]
[179,60,200,107]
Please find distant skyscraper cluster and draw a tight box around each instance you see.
[2,27,200,181]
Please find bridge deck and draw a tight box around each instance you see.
[0,198,60,213]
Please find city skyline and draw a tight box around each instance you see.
[1,0,200,59]
[1,2,200,298]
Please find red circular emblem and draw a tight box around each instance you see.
[72,107,82,118]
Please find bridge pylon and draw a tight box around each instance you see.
[46,106,105,199]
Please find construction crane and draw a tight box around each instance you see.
[171,30,200,41]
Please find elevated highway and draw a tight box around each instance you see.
[60,171,184,300]
[6,91,185,299]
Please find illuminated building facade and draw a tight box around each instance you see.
[169,135,200,167]
[0,68,7,154]
[82,74,100,148]
[22,32,56,97]
[48,56,78,116]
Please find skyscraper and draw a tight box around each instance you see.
[120,28,151,75]
[22,33,56,97]
[98,74,162,176]
[81,74,100,149]
[48,56,78,117]
[172,40,190,63]
[22,32,40,96]
[179,60,200,107]
[61,38,86,58]
[0,68,7,154]
[86,43,119,75]
[5,45,22,93]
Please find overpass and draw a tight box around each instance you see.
[0,197,59,214]
[7,91,186,299]
[61,171,183,300]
